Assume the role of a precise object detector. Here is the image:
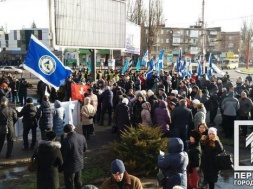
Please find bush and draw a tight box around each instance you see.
[108,125,168,174]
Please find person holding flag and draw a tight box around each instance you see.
[207,53,213,79]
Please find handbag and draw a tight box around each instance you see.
[216,150,233,170]
[187,167,200,189]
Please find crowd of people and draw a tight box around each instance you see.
[0,67,252,188]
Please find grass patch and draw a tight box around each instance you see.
[82,167,106,184]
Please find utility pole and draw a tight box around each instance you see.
[202,0,205,58]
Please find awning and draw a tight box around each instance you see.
[79,49,91,54]
[98,49,110,55]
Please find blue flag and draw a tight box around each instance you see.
[158,49,164,69]
[88,57,92,72]
[25,35,72,90]
[146,59,154,79]
[207,53,213,78]
[176,48,182,72]
[122,59,129,74]
[136,58,140,71]
[154,60,160,76]
[197,56,203,76]
[141,50,148,66]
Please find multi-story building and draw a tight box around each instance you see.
[142,25,240,63]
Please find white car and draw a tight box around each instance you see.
[0,66,23,74]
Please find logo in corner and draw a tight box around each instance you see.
[246,132,253,163]
[38,55,56,75]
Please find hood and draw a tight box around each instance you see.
[41,101,50,108]
[228,91,234,97]
[84,97,91,105]
[167,138,184,153]
[142,102,151,111]
[159,100,167,108]
[54,100,62,108]
[38,140,61,149]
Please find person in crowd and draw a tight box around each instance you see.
[61,124,87,189]
[200,89,210,112]
[18,78,29,106]
[101,159,143,189]
[171,99,193,150]
[81,97,96,140]
[65,76,75,101]
[17,98,37,150]
[34,130,63,189]
[37,80,50,104]
[0,97,18,158]
[187,130,202,175]
[158,138,188,189]
[154,100,171,138]
[238,91,253,136]
[82,185,98,189]
[194,103,207,129]
[201,127,223,189]
[191,99,200,116]
[87,88,98,130]
[99,86,113,126]
[114,97,131,136]
[158,86,167,101]
[36,95,54,140]
[221,91,239,138]
[141,101,153,127]
[178,81,189,97]
[53,100,65,143]
[168,101,176,113]
[9,77,19,103]
[0,82,11,100]
[132,94,145,128]
[198,123,208,144]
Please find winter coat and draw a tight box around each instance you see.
[132,100,144,125]
[154,100,171,133]
[158,138,189,189]
[101,171,143,189]
[61,132,87,173]
[81,97,96,125]
[171,105,193,130]
[201,139,223,183]
[35,140,63,189]
[141,102,153,127]
[100,89,113,107]
[88,93,98,111]
[0,105,18,134]
[187,142,202,171]
[36,101,54,129]
[53,100,65,136]
[222,91,240,116]
[194,107,207,128]
[239,97,253,117]
[115,102,131,132]
[18,103,37,128]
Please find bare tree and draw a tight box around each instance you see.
[241,20,253,69]
[31,21,37,28]
[127,0,146,25]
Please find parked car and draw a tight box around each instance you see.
[0,66,23,74]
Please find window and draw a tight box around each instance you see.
[5,40,8,47]
[173,37,180,43]
[166,38,169,43]
[5,34,8,40]
[161,29,164,34]
[229,36,234,40]
[17,40,21,47]
[14,30,17,40]
[160,39,164,43]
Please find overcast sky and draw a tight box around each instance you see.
[0,0,252,32]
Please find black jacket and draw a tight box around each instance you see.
[18,103,37,127]
[36,101,54,129]
[61,132,87,173]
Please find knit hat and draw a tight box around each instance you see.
[192,99,200,105]
[189,130,202,143]
[208,127,217,135]
[122,98,129,104]
[110,159,125,174]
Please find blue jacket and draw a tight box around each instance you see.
[37,101,54,129]
[158,138,189,189]
[53,100,65,136]
[101,89,113,107]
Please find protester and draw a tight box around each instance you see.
[0,82,11,100]
[36,95,54,140]
[17,97,38,150]
[141,101,153,127]
[201,127,223,189]
[194,103,206,129]
[34,130,63,189]
[99,86,113,126]
[53,100,65,143]
[157,138,188,189]
[101,159,143,189]
[0,96,18,158]
[61,124,87,189]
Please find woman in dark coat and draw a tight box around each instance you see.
[34,131,63,189]
[158,138,189,189]
[201,127,223,189]
[114,98,131,137]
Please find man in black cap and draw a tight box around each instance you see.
[0,96,18,158]
[101,159,142,189]
[61,124,87,189]
[158,86,167,101]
